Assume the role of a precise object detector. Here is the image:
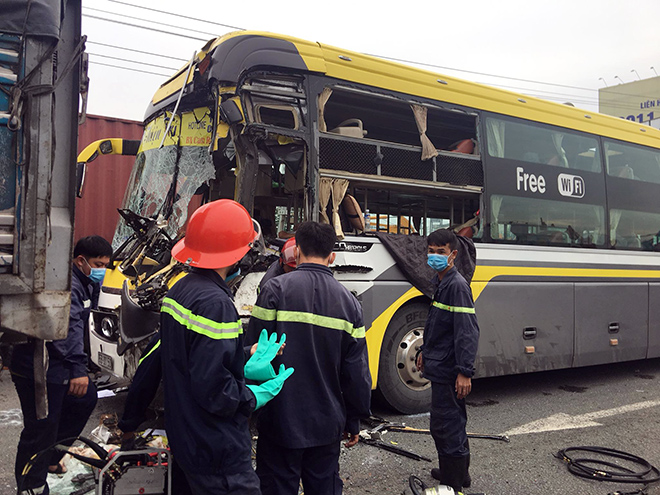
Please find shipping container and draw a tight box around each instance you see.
[75,115,143,242]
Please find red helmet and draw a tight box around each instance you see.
[281,237,297,268]
[172,199,257,269]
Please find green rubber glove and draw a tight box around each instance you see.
[244,329,287,382]
[247,364,295,409]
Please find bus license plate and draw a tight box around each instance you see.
[97,351,114,371]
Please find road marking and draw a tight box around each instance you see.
[0,408,23,427]
[504,399,660,436]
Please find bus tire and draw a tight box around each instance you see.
[376,302,431,414]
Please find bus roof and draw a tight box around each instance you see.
[149,30,660,149]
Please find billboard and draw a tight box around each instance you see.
[598,76,660,124]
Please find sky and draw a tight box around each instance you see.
[81,0,660,122]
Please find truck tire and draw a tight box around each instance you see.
[376,302,431,414]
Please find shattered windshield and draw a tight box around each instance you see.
[113,108,216,249]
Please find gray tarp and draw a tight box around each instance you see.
[0,0,64,39]
[376,233,476,298]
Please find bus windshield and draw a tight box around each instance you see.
[112,111,215,248]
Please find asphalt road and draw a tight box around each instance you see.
[1,358,659,495]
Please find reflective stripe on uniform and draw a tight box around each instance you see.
[251,305,277,321]
[252,305,365,338]
[138,339,161,366]
[432,301,476,314]
[161,297,242,340]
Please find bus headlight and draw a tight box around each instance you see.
[100,317,116,339]
[92,310,119,341]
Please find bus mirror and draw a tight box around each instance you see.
[76,162,87,198]
[75,139,141,198]
[219,100,243,125]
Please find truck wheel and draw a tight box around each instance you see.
[377,302,431,414]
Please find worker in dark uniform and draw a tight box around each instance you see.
[248,221,371,495]
[11,235,112,495]
[117,335,162,440]
[160,199,294,495]
[416,228,479,493]
[117,334,194,495]
[258,237,297,293]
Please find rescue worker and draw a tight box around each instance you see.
[248,221,371,495]
[117,334,194,495]
[11,235,112,495]
[416,228,479,493]
[258,237,297,292]
[160,199,294,495]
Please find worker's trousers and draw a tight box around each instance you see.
[256,435,342,495]
[430,381,469,457]
[12,374,97,493]
[181,468,261,495]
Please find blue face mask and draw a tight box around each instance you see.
[225,267,241,283]
[427,253,450,272]
[84,258,106,284]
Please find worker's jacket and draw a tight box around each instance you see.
[118,333,161,433]
[160,269,255,475]
[10,264,97,384]
[258,259,285,293]
[248,263,371,449]
[422,267,479,384]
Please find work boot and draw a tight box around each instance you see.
[438,456,469,493]
[430,458,442,481]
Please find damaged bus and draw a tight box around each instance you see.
[78,31,660,413]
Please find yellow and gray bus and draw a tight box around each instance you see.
[79,31,660,413]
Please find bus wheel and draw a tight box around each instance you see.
[377,302,431,414]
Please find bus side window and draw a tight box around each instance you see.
[487,117,600,171]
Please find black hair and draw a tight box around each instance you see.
[295,222,336,258]
[427,229,458,251]
[73,235,113,259]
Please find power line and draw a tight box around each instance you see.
[367,52,597,92]
[88,6,595,96]
[81,11,658,109]
[107,0,244,31]
[88,52,178,71]
[83,10,653,103]
[87,41,188,62]
[89,60,170,77]
[370,52,660,103]
[476,80,602,105]
[83,7,219,37]
[82,13,208,42]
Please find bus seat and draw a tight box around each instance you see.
[457,226,473,238]
[617,235,641,248]
[546,155,560,166]
[510,224,528,241]
[453,213,479,238]
[341,194,365,232]
[618,164,635,179]
[522,152,541,163]
[447,139,475,154]
[329,119,367,138]
[548,231,570,243]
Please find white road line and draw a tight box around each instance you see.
[504,399,660,436]
[0,408,23,427]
